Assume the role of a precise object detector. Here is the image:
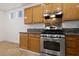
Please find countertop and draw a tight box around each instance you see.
[20,32,41,34]
[20,29,43,34]
[20,28,79,35]
[64,28,79,35]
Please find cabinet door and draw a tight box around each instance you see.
[19,33,28,49]
[29,37,40,53]
[76,4,79,20]
[24,7,32,24]
[66,48,77,56]
[63,3,79,21]
[32,5,44,23]
[52,3,63,11]
[65,35,79,56]
[43,3,52,12]
[43,3,63,24]
[43,3,62,12]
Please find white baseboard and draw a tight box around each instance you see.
[0,40,5,42]
[0,40,19,45]
[19,48,40,55]
[5,40,19,44]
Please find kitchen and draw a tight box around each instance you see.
[0,3,79,56]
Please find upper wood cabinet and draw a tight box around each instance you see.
[43,3,52,12]
[63,3,79,21]
[52,3,63,11]
[43,3,63,12]
[24,7,32,24]
[24,5,44,24]
[32,5,44,23]
[43,3,63,24]
[24,3,79,24]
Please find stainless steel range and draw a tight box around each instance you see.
[41,7,64,56]
[40,29,65,56]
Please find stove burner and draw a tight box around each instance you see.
[41,29,64,34]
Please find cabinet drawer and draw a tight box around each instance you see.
[20,35,28,39]
[66,35,78,41]
[20,37,28,39]
[66,41,77,48]
[20,33,28,36]
[29,33,40,38]
[66,37,77,41]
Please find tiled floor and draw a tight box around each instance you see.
[0,41,40,56]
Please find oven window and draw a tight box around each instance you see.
[44,41,60,51]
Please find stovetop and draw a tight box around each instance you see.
[41,29,64,34]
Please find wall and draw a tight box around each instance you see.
[5,4,45,44]
[5,8,26,43]
[0,11,6,41]
[62,21,79,28]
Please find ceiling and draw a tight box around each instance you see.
[0,3,33,11]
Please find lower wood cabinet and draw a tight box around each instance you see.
[65,35,79,56]
[20,32,40,53]
[19,32,29,50]
[28,33,40,53]
[29,37,40,53]
[66,48,77,56]
[20,33,79,55]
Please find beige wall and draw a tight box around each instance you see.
[0,11,6,41]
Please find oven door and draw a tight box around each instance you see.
[40,37,65,56]
[44,41,60,51]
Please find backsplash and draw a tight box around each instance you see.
[62,20,79,28]
[26,24,45,29]
[25,24,45,32]
[25,20,79,31]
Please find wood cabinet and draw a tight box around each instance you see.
[19,32,29,49]
[63,3,79,21]
[28,33,40,53]
[65,35,79,56]
[43,3,63,24]
[43,3,63,12]
[24,7,32,24]
[24,3,79,24]
[19,32,40,53]
[43,3,52,12]
[32,5,44,23]
[51,3,63,11]
[24,5,44,24]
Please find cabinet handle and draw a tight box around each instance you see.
[24,17,27,19]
